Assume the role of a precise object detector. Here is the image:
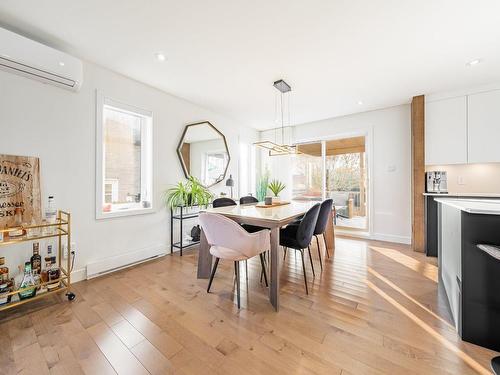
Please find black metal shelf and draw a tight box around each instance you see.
[172,239,200,249]
[170,205,206,256]
[171,213,200,220]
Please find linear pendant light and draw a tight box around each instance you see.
[254,80,301,156]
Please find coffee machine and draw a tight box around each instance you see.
[426,171,448,193]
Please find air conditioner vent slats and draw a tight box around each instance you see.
[0,58,76,87]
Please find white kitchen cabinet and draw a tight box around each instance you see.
[468,90,500,163]
[425,96,467,165]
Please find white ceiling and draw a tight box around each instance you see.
[1,1,500,130]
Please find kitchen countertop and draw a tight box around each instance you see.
[434,198,500,215]
[423,192,500,197]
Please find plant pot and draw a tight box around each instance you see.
[264,196,273,205]
[272,196,280,204]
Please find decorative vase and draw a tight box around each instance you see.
[264,196,273,205]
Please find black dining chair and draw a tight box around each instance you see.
[212,197,237,208]
[493,357,500,375]
[290,199,334,271]
[240,195,259,205]
[312,199,334,269]
[280,203,321,294]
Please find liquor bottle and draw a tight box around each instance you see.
[19,262,36,300]
[44,196,57,235]
[41,256,51,284]
[30,243,42,276]
[47,257,60,291]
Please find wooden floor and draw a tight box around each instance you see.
[0,236,498,374]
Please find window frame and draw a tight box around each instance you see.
[95,92,154,219]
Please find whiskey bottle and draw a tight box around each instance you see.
[30,243,42,276]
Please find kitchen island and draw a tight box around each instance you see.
[435,198,500,351]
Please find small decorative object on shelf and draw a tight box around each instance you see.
[0,210,75,312]
[190,225,201,242]
[8,207,26,237]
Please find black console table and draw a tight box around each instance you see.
[170,205,202,256]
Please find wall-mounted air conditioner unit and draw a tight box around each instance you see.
[0,27,83,91]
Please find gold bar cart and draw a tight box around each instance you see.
[0,210,75,312]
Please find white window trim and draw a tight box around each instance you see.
[95,91,155,219]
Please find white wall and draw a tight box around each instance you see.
[0,61,258,280]
[260,105,411,244]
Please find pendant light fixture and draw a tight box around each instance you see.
[254,79,301,156]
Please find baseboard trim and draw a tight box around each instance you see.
[370,233,411,244]
[336,230,411,245]
[70,268,87,283]
[86,244,167,279]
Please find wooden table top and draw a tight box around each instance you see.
[202,201,317,225]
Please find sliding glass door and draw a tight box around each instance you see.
[291,141,323,202]
[292,137,368,231]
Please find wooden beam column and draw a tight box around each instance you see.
[411,95,425,253]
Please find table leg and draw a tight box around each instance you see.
[197,229,212,279]
[324,211,335,257]
[269,227,280,311]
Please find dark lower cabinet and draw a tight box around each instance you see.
[425,195,439,257]
[461,213,500,352]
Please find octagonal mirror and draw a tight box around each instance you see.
[177,121,230,187]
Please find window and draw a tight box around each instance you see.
[96,94,153,218]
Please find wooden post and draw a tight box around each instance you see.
[411,95,425,253]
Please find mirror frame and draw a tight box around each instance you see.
[176,121,231,187]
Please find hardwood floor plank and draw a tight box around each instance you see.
[87,322,149,375]
[13,342,50,375]
[130,339,175,375]
[110,320,146,349]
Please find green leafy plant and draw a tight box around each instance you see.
[268,179,286,197]
[256,171,269,201]
[164,176,213,209]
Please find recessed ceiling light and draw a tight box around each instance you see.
[59,61,65,66]
[358,100,363,105]
[466,59,482,67]
[155,52,166,62]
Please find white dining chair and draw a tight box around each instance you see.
[199,212,270,308]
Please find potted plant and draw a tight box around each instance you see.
[256,171,270,202]
[268,179,286,203]
[164,176,213,211]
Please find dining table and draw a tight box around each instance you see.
[197,201,335,311]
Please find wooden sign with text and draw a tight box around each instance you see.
[0,154,42,228]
